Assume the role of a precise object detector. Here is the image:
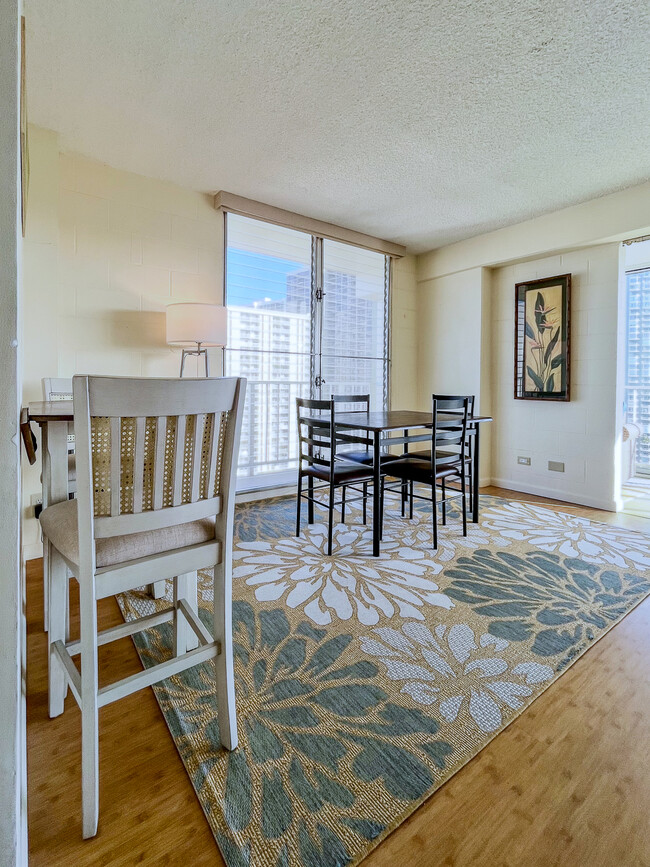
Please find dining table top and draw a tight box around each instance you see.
[302,409,493,432]
[27,400,74,423]
[27,403,493,432]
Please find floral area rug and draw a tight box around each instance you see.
[118,494,650,867]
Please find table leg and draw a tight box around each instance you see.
[41,421,70,631]
[472,423,480,523]
[373,430,381,557]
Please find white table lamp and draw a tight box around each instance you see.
[166,303,227,377]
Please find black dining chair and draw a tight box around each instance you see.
[337,393,415,517]
[407,393,475,511]
[381,395,470,549]
[296,397,374,555]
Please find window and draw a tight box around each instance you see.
[224,213,390,489]
[624,267,650,476]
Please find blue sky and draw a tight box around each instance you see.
[226,248,306,306]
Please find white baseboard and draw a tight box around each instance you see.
[490,477,616,512]
[236,484,296,503]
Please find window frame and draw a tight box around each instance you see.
[223,211,392,490]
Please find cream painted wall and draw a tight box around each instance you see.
[413,181,650,510]
[416,267,493,482]
[390,255,418,410]
[491,245,619,508]
[22,126,419,556]
[22,126,225,557]
[418,181,650,281]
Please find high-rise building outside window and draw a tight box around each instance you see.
[224,213,390,490]
[624,267,650,476]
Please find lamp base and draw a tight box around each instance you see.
[180,343,209,377]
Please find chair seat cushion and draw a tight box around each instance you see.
[408,449,461,465]
[303,460,374,483]
[343,450,403,466]
[40,499,216,569]
[384,457,461,484]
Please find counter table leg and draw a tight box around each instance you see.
[472,424,480,523]
[372,430,381,556]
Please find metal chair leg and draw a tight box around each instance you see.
[296,472,303,536]
[327,481,335,556]
[341,485,346,524]
[432,485,438,550]
[441,477,446,525]
[409,481,414,519]
[308,476,314,524]
[461,468,468,537]
[362,482,367,525]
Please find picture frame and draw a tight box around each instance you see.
[514,273,570,401]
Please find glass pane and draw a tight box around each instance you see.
[321,239,386,361]
[624,267,650,477]
[225,214,312,484]
[320,356,385,411]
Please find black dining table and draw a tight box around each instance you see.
[307,410,492,556]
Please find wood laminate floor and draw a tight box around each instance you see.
[26,488,650,866]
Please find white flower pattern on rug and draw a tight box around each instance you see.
[481,501,650,569]
[360,621,554,733]
[382,504,511,559]
[232,522,453,626]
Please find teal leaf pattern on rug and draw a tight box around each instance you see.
[443,549,650,665]
[119,495,650,867]
[165,599,454,865]
[360,621,555,733]
[232,527,453,626]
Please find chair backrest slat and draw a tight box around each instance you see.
[172,414,187,507]
[431,394,470,466]
[190,413,205,503]
[296,393,370,472]
[206,412,221,500]
[110,417,121,517]
[133,416,146,513]
[153,416,167,511]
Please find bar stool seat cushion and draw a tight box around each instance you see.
[40,499,216,569]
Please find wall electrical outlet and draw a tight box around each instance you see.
[517,456,531,466]
[548,461,565,473]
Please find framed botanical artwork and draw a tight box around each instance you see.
[514,273,570,401]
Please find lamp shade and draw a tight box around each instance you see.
[166,303,227,347]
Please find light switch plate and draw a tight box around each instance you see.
[517,456,531,466]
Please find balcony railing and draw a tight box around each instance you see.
[624,385,650,476]
[236,379,310,477]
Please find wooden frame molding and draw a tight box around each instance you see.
[214,190,406,258]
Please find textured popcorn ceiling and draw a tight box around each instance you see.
[26,0,650,252]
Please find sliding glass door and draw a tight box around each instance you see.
[225,213,390,490]
[317,239,388,407]
[624,267,650,477]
